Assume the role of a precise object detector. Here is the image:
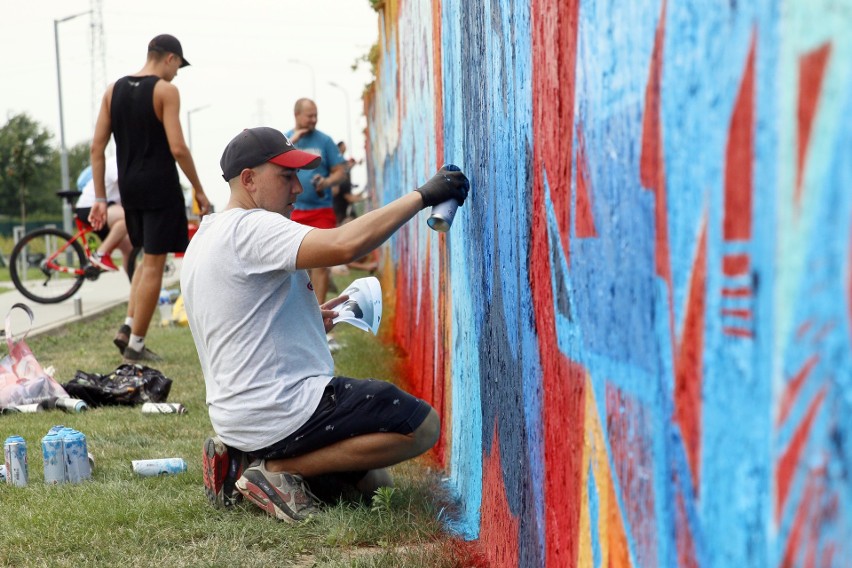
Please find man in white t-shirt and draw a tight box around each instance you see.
[181,127,469,522]
[74,156,133,272]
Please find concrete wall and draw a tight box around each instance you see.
[363,0,852,566]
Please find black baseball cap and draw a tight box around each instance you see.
[220,127,321,181]
[148,34,190,68]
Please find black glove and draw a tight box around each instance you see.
[414,164,470,209]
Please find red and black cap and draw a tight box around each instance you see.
[220,127,321,181]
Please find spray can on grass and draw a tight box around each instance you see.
[141,402,187,415]
[4,435,28,487]
[41,432,66,485]
[132,458,187,477]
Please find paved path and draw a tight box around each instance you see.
[0,258,182,338]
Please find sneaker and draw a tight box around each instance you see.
[90,252,118,272]
[235,461,321,522]
[113,324,131,354]
[202,436,247,509]
[123,345,163,364]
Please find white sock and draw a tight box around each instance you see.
[129,334,145,352]
[124,317,134,327]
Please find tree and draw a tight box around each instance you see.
[0,113,55,224]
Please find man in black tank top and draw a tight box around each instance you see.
[89,34,211,364]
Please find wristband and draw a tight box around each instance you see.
[94,197,107,203]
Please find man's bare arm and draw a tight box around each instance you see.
[296,192,423,269]
[157,82,210,214]
[88,85,114,230]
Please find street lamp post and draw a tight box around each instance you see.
[327,81,352,151]
[288,58,316,99]
[186,104,210,152]
[54,10,91,234]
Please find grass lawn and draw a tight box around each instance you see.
[0,270,477,567]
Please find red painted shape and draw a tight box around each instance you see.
[479,423,520,568]
[724,32,756,242]
[723,254,750,276]
[575,123,598,238]
[674,222,707,488]
[812,321,835,345]
[542,352,586,568]
[721,308,752,319]
[781,473,819,568]
[821,544,836,568]
[722,287,753,298]
[532,0,579,259]
[392,242,447,465]
[675,485,700,568]
[530,0,586,564]
[724,327,754,338]
[639,0,672,288]
[777,355,820,426]
[606,385,658,565]
[797,320,814,340]
[432,0,444,163]
[796,43,833,209]
[776,388,827,520]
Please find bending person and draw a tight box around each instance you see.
[74,156,132,273]
[181,127,469,522]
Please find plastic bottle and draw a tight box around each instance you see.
[158,289,172,326]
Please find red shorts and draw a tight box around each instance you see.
[291,207,336,229]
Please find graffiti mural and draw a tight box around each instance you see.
[364,0,852,566]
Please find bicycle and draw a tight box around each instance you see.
[8,190,139,304]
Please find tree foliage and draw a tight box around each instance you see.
[0,113,91,221]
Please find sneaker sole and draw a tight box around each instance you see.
[236,473,302,522]
[202,438,229,508]
[114,336,128,355]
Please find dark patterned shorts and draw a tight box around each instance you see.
[256,376,432,461]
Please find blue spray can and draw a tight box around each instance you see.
[42,432,66,485]
[3,435,28,487]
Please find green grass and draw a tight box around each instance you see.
[0,270,477,568]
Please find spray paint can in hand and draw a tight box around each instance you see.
[4,435,29,487]
[141,402,187,415]
[132,458,187,477]
[41,432,66,485]
[426,164,464,233]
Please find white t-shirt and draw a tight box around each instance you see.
[75,157,120,208]
[180,208,333,451]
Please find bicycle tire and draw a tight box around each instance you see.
[9,228,87,304]
[126,248,176,281]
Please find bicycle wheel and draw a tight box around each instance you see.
[126,247,143,281]
[9,228,87,304]
[126,248,176,281]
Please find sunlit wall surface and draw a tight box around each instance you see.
[363,0,852,566]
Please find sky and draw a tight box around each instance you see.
[1,1,379,211]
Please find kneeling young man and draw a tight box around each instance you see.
[180,127,469,521]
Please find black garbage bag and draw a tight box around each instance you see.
[61,364,172,407]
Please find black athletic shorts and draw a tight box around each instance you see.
[256,376,432,461]
[124,202,188,254]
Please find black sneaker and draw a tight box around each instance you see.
[235,461,321,522]
[123,345,163,364]
[202,436,247,509]
[114,324,131,354]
